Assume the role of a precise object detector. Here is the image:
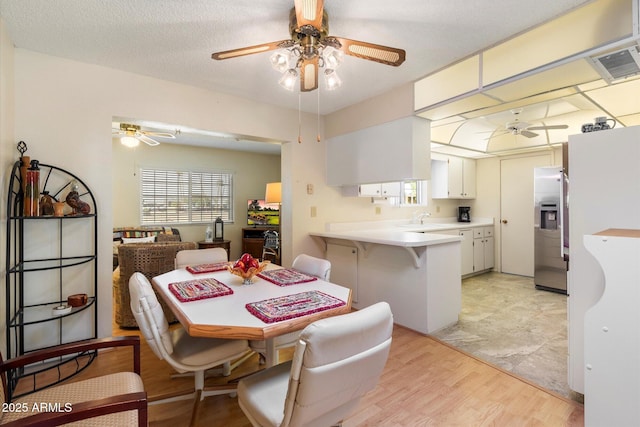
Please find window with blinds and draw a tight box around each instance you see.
[140,168,233,224]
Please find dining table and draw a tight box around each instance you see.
[152,262,353,367]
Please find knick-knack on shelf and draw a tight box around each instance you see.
[39,191,55,216]
[65,180,91,215]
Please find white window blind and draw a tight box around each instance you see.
[140,168,233,224]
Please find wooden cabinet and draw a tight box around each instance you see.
[473,227,494,273]
[431,156,476,199]
[242,227,278,260]
[198,239,231,258]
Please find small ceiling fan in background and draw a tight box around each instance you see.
[112,123,176,147]
[211,0,406,92]
[493,109,569,138]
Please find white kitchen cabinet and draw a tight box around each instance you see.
[583,230,640,427]
[326,116,431,186]
[473,226,494,273]
[359,182,401,197]
[326,243,359,303]
[431,228,474,276]
[459,229,474,275]
[431,156,476,199]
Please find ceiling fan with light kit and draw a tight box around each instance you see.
[112,123,176,147]
[492,109,569,139]
[211,0,406,92]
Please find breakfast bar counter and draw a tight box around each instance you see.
[310,228,462,334]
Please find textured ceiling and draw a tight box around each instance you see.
[0,0,591,116]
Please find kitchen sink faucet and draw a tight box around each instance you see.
[417,211,431,224]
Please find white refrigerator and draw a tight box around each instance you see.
[568,125,640,395]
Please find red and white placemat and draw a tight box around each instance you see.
[168,278,233,302]
[185,262,229,274]
[246,290,345,323]
[257,268,317,286]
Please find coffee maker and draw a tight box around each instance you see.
[458,206,471,222]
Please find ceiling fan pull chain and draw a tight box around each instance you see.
[317,87,321,142]
[298,93,303,143]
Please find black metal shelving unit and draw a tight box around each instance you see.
[5,159,98,399]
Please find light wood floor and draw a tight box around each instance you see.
[74,319,584,426]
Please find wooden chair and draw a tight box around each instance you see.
[238,302,393,427]
[129,272,252,427]
[250,254,332,364]
[0,336,147,426]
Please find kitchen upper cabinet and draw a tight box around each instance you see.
[473,227,494,272]
[326,116,430,186]
[347,182,401,197]
[431,155,476,199]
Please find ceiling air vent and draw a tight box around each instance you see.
[590,45,640,83]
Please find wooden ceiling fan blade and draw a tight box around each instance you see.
[138,134,160,146]
[212,40,292,60]
[300,57,319,92]
[334,37,405,66]
[520,130,539,138]
[294,0,324,29]
[526,124,569,131]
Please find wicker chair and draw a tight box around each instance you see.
[115,241,197,328]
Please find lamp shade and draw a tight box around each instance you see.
[265,182,282,204]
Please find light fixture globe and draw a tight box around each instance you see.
[120,136,140,148]
[270,51,291,73]
[324,68,342,90]
[278,69,298,91]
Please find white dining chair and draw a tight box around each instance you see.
[238,302,393,427]
[292,253,331,281]
[129,272,252,427]
[175,247,228,269]
[250,254,332,364]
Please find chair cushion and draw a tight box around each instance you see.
[3,372,144,425]
[170,328,249,369]
[238,361,291,427]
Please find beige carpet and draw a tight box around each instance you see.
[431,272,580,401]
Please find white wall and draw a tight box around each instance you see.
[0,18,15,355]
[112,140,280,259]
[2,46,427,342]
[5,49,313,340]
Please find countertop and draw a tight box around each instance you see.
[310,219,494,248]
[309,229,462,248]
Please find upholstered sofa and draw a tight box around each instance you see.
[113,241,197,328]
